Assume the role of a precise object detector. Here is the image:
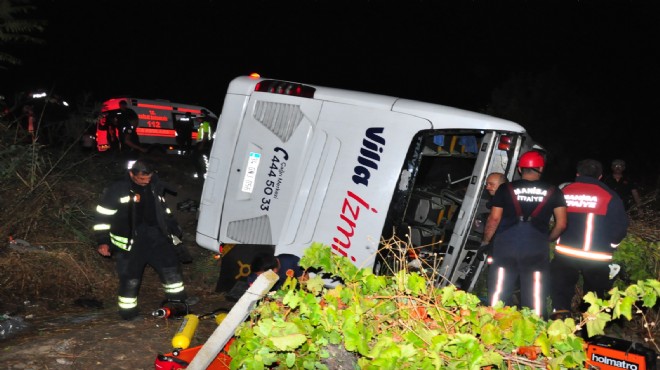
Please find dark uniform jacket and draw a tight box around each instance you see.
[93,174,181,251]
[491,179,566,235]
[556,176,628,260]
[116,108,138,132]
[602,174,638,211]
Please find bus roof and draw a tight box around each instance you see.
[227,76,524,133]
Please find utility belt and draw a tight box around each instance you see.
[555,244,613,261]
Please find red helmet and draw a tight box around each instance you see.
[518,151,545,168]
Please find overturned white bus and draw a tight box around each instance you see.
[196,75,539,291]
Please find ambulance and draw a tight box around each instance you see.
[196,75,540,291]
[96,97,217,153]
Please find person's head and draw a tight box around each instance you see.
[517,151,545,178]
[611,159,626,174]
[576,159,603,179]
[128,159,154,186]
[485,172,506,196]
[251,253,279,275]
[119,100,128,110]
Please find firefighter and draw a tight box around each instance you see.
[116,100,147,154]
[93,159,191,320]
[482,151,567,317]
[176,112,194,155]
[550,159,628,320]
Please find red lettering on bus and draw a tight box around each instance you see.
[331,190,377,262]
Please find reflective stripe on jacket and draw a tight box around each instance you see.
[92,174,181,251]
[555,176,628,261]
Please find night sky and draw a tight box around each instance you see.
[3,0,659,184]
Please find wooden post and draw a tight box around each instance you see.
[186,270,279,370]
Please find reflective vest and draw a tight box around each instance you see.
[197,120,212,141]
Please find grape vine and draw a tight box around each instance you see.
[227,243,660,369]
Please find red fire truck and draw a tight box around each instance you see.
[96,97,217,153]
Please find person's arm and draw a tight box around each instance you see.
[549,206,567,242]
[482,206,503,244]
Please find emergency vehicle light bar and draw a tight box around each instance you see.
[137,103,174,111]
[255,80,316,98]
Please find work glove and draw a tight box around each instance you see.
[476,242,494,261]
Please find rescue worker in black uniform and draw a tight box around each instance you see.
[550,159,628,320]
[602,159,642,212]
[116,100,147,154]
[175,112,194,155]
[482,151,567,317]
[93,159,189,320]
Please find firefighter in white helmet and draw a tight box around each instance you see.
[93,159,193,320]
[482,151,567,318]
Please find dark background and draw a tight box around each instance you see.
[2,0,659,185]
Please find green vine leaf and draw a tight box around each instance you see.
[583,291,599,306]
[480,323,502,345]
[285,353,295,367]
[363,273,387,294]
[638,279,660,307]
[511,314,537,346]
[270,332,307,351]
[406,272,426,296]
[305,274,325,295]
[282,289,302,309]
[613,295,634,320]
[535,332,551,356]
[585,311,610,337]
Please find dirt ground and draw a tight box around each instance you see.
[0,150,236,370]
